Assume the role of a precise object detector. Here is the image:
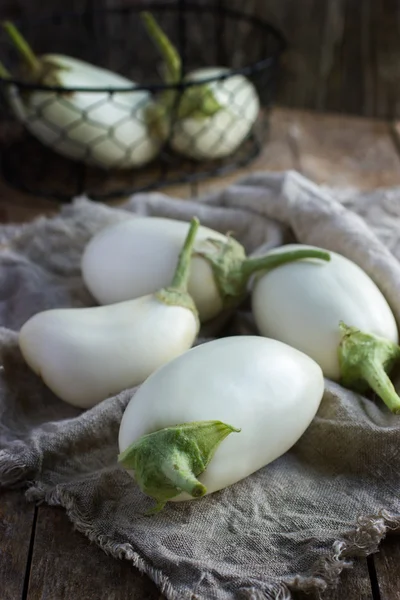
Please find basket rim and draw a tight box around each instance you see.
[0,128,263,201]
[0,1,286,93]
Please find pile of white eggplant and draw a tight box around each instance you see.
[17,215,400,513]
[0,12,260,169]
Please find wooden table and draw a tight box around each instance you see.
[1,107,400,600]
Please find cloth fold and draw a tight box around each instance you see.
[0,170,399,600]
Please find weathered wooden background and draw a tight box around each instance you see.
[0,0,399,119]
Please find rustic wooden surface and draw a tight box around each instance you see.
[0,107,399,599]
[373,536,400,600]
[0,491,36,600]
[25,505,162,600]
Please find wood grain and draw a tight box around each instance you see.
[0,179,57,224]
[196,108,400,196]
[0,490,36,600]
[374,535,400,600]
[373,0,400,119]
[26,505,163,600]
[285,109,400,190]
[323,559,373,600]
[252,0,400,118]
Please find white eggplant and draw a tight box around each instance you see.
[141,13,260,160]
[1,22,162,169]
[81,217,227,320]
[81,216,330,322]
[118,335,324,512]
[19,218,200,408]
[170,67,260,160]
[252,244,400,413]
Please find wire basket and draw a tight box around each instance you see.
[0,1,285,202]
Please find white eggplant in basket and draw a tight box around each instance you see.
[0,21,163,169]
[171,66,260,161]
[141,12,260,160]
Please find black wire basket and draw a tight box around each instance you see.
[0,1,285,202]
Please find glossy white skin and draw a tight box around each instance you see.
[171,67,260,160]
[19,295,197,408]
[8,55,161,169]
[81,217,228,322]
[118,336,324,501]
[252,244,399,380]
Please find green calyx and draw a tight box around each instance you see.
[2,21,64,87]
[140,11,222,135]
[338,321,400,414]
[198,241,331,314]
[118,420,240,513]
[154,217,200,330]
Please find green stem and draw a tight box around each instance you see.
[197,241,331,317]
[338,322,400,414]
[154,217,200,329]
[0,60,10,78]
[2,21,41,75]
[241,248,331,281]
[161,454,207,498]
[140,11,223,120]
[170,217,199,291]
[140,11,181,84]
[118,420,240,512]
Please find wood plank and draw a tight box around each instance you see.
[373,0,400,119]
[374,535,400,600]
[323,559,373,600]
[252,0,334,111]
[0,180,58,224]
[287,109,400,190]
[196,108,400,196]
[252,0,400,119]
[0,489,36,600]
[26,505,163,600]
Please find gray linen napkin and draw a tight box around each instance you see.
[0,170,399,600]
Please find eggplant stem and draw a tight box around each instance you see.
[140,11,181,84]
[241,248,331,282]
[161,455,207,498]
[170,217,200,291]
[118,420,239,513]
[140,11,222,120]
[339,321,400,414]
[360,359,400,414]
[2,21,41,75]
[154,217,200,327]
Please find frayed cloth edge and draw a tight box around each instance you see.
[24,480,399,600]
[285,510,400,596]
